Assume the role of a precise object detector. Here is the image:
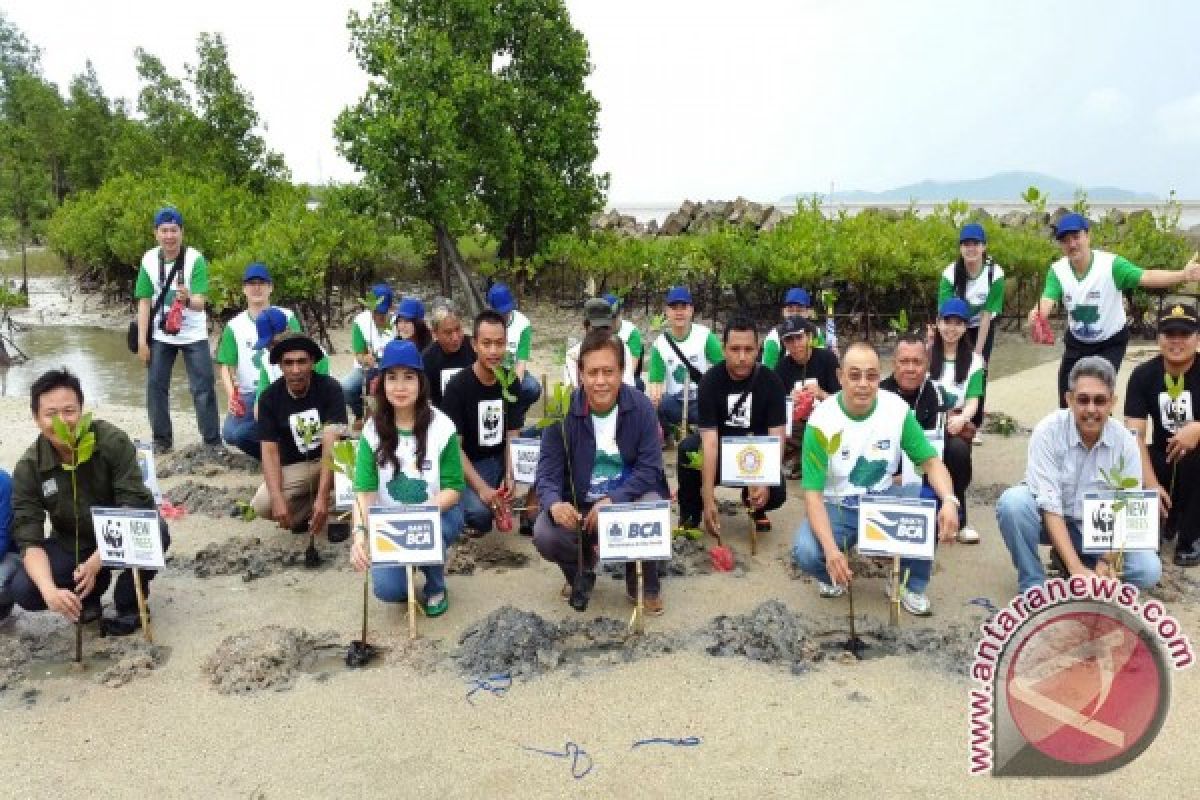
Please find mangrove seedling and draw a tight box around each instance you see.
[493,352,518,404]
[52,412,96,664]
[327,439,378,667]
[1098,455,1140,576]
[1165,373,1187,501]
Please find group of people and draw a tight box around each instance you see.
[1,208,1198,634]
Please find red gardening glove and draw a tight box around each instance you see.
[230,391,247,417]
[793,391,815,422]
[1031,313,1055,345]
[493,486,513,532]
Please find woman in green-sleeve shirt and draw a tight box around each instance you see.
[349,340,465,617]
[1027,213,1200,407]
[930,299,984,543]
[938,223,1004,429]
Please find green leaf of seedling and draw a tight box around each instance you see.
[77,412,93,439]
[61,463,76,473]
[52,416,72,445]
[501,388,517,404]
[76,432,95,465]
[1119,477,1139,489]
[901,567,911,593]
[684,451,703,470]
[1165,373,1184,400]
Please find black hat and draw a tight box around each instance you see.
[269,332,324,365]
[1158,303,1198,334]
[780,316,817,339]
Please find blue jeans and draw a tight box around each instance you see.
[462,455,505,533]
[341,368,378,420]
[791,486,933,593]
[370,505,464,602]
[996,484,1162,591]
[222,389,261,460]
[511,371,542,430]
[657,390,698,434]
[148,338,221,449]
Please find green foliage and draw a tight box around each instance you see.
[53,412,95,472]
[537,381,574,428]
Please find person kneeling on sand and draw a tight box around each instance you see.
[349,341,464,617]
[791,342,960,616]
[533,330,670,614]
[996,356,1162,591]
[0,469,18,622]
[9,369,169,636]
[252,333,347,539]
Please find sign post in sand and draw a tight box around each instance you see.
[598,501,672,634]
[368,504,443,639]
[90,507,165,642]
[719,435,782,556]
[856,496,936,626]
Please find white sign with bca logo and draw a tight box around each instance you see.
[597,501,672,562]
[90,507,165,569]
[1082,490,1159,553]
[368,505,443,566]
[509,437,541,485]
[856,496,937,560]
[719,436,782,486]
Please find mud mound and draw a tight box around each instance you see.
[0,628,165,691]
[455,606,561,679]
[91,639,168,688]
[0,636,33,691]
[203,626,339,694]
[164,481,241,518]
[702,600,817,671]
[157,443,260,478]
[379,635,446,675]
[1149,564,1200,604]
[172,535,349,580]
[446,537,531,575]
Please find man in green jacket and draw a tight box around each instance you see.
[8,369,168,636]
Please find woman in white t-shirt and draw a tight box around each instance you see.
[929,298,983,543]
[350,340,465,617]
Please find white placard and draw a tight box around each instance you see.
[334,471,354,512]
[719,436,782,486]
[1082,490,1160,554]
[90,507,165,569]
[597,501,673,562]
[509,437,541,485]
[368,504,443,566]
[856,495,937,560]
[901,427,945,486]
[134,441,162,504]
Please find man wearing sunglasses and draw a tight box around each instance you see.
[996,356,1162,591]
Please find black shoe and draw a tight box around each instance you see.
[1047,548,1067,578]
[1173,543,1200,568]
[327,522,350,544]
[100,612,141,637]
[519,518,533,537]
[80,598,103,625]
[153,443,172,456]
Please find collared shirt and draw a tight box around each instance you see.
[10,419,154,555]
[1025,409,1142,521]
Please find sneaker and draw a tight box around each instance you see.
[752,511,771,533]
[423,590,449,617]
[956,526,980,544]
[818,581,846,598]
[886,582,932,616]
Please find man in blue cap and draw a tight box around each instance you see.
[486,282,541,428]
[604,292,645,389]
[216,263,303,459]
[761,288,824,368]
[134,206,222,455]
[646,286,724,438]
[342,284,397,428]
[1028,213,1200,406]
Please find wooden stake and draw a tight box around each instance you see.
[132,567,154,643]
[749,511,757,556]
[406,564,417,640]
[889,555,901,627]
[541,372,548,417]
[635,560,645,634]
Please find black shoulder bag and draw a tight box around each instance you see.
[127,248,186,353]
[664,333,706,386]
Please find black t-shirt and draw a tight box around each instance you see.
[423,337,477,410]
[881,375,944,431]
[698,364,787,438]
[1124,355,1199,454]
[442,365,517,463]
[256,373,348,467]
[773,348,841,396]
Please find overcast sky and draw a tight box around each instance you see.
[6,0,1200,204]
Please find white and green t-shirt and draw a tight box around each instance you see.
[133,246,210,345]
[801,390,936,499]
[1042,250,1142,344]
[353,409,465,505]
[586,406,628,502]
[350,310,396,367]
[934,353,986,411]
[647,323,724,397]
[217,309,301,393]
[616,319,643,361]
[505,309,533,362]
[938,261,1006,328]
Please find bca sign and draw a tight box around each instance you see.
[856,496,936,560]
[368,504,444,566]
[597,501,672,562]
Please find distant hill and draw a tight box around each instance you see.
[784,171,1159,204]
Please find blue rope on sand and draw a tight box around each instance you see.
[968,597,1000,614]
[631,736,703,750]
[521,741,594,780]
[465,672,512,705]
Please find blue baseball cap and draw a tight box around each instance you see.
[959,223,987,244]
[938,298,971,321]
[154,207,183,228]
[1054,213,1090,239]
[253,307,290,349]
[487,283,516,314]
[378,339,424,372]
[395,297,425,322]
[603,292,621,310]
[242,262,272,283]
[783,287,811,307]
[665,286,693,305]
[370,283,394,314]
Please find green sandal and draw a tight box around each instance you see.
[423,590,449,617]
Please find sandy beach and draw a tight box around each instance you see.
[0,312,1196,799]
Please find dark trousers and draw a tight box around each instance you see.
[1057,331,1128,408]
[676,433,786,524]
[965,324,996,427]
[942,434,973,526]
[1150,448,1200,549]
[532,492,663,597]
[11,525,171,616]
[148,338,221,449]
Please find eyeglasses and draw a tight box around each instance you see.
[1072,393,1111,407]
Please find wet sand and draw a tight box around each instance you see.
[0,314,1196,797]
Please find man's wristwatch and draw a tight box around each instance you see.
[943,496,961,507]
